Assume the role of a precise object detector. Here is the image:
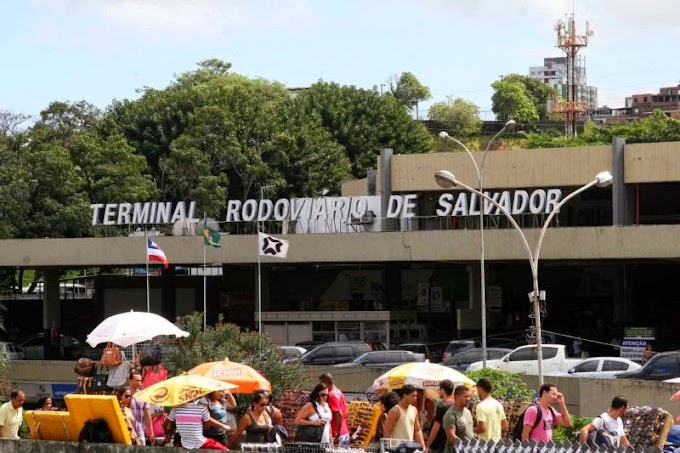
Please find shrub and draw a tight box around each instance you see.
[465,369,533,401]
[163,312,310,416]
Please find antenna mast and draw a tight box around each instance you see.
[552,13,593,137]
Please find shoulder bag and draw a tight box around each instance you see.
[296,403,324,442]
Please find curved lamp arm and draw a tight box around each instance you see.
[533,171,613,273]
[449,178,536,275]
[439,133,481,181]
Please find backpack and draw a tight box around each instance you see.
[140,343,163,367]
[78,418,113,444]
[511,403,556,441]
[572,416,618,447]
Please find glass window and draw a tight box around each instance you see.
[573,360,599,373]
[462,351,484,362]
[489,350,508,360]
[357,344,371,354]
[602,360,629,372]
[649,355,677,374]
[508,348,536,361]
[313,347,333,358]
[543,347,558,359]
[336,346,355,357]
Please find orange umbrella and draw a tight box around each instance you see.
[188,359,271,393]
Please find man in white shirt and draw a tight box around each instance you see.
[578,396,630,448]
[0,390,25,439]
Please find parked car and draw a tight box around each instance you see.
[616,351,680,381]
[334,350,425,368]
[18,333,83,360]
[0,341,24,360]
[300,341,372,365]
[280,346,306,364]
[547,357,640,379]
[467,344,581,375]
[397,342,442,363]
[295,340,325,350]
[442,340,477,362]
[443,347,511,372]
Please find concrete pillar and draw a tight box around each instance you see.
[366,170,377,196]
[612,137,634,225]
[43,269,62,360]
[379,148,393,232]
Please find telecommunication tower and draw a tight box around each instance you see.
[552,14,593,137]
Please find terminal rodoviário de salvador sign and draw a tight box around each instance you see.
[90,189,563,226]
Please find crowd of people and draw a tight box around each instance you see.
[0,373,633,450]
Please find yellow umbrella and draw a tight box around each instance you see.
[373,362,475,399]
[134,373,237,407]
[188,359,271,393]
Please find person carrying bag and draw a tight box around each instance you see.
[295,383,332,443]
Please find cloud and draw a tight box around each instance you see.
[30,0,316,46]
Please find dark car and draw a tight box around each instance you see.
[615,351,680,381]
[397,343,443,363]
[333,350,425,368]
[443,347,512,372]
[300,341,372,365]
[442,340,477,362]
[18,333,84,360]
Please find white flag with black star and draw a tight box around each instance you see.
[258,232,289,258]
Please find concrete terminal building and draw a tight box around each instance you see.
[3,138,680,358]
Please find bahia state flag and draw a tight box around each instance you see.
[147,238,169,268]
[203,226,221,248]
[258,232,289,258]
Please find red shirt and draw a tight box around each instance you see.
[327,386,349,436]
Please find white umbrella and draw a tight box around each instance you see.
[86,310,190,348]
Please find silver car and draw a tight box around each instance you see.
[548,357,640,379]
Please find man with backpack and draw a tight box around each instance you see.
[578,396,630,448]
[520,383,571,443]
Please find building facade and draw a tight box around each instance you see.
[2,139,680,355]
[529,56,598,111]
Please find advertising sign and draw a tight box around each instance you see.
[620,327,655,361]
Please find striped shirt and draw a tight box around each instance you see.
[168,402,209,450]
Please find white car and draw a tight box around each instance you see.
[548,357,640,379]
[0,341,24,360]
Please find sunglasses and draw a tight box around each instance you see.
[123,394,132,398]
[319,393,329,397]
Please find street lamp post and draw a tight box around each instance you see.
[437,120,515,368]
[434,169,613,385]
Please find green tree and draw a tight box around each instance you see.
[296,82,433,176]
[428,96,483,137]
[165,312,309,403]
[20,141,90,238]
[500,74,558,121]
[389,71,432,118]
[69,133,157,204]
[269,101,351,198]
[491,79,539,124]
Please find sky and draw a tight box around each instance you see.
[2,0,680,121]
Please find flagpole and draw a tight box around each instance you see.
[145,234,150,313]
[203,213,207,331]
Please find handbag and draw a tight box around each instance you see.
[90,373,111,393]
[107,360,131,388]
[100,342,122,367]
[296,403,324,442]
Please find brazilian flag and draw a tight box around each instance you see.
[203,226,221,248]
